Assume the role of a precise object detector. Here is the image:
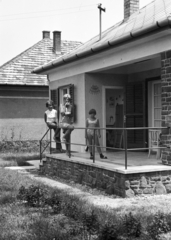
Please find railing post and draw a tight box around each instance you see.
[124,128,127,170]
[40,140,42,162]
[50,129,52,154]
[93,129,95,163]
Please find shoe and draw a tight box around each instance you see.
[100,154,107,159]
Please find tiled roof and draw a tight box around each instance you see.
[33,0,171,74]
[0,38,82,85]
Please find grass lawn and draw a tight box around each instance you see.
[0,153,171,239]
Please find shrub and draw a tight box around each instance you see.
[147,212,170,240]
[61,195,82,221]
[81,209,99,236]
[46,190,63,214]
[122,212,142,238]
[0,192,16,205]
[17,185,46,207]
[98,221,119,240]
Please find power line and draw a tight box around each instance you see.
[0,8,97,22]
[0,3,97,18]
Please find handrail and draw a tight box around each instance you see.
[40,128,51,162]
[40,126,169,169]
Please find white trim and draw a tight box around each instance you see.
[0,96,48,99]
[102,86,124,149]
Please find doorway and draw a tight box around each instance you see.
[102,87,124,149]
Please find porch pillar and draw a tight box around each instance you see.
[161,51,171,165]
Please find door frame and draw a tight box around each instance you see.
[151,80,161,127]
[102,86,124,149]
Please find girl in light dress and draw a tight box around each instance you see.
[85,109,107,160]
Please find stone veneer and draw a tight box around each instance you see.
[161,50,171,165]
[40,155,171,198]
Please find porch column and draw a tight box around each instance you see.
[161,51,171,165]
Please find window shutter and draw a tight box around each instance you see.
[50,88,58,108]
[69,84,75,122]
[125,82,146,148]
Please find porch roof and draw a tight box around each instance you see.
[33,0,171,74]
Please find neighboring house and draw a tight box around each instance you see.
[33,0,171,165]
[0,31,81,151]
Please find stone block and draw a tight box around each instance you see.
[154,181,167,195]
[130,185,139,190]
[151,176,161,181]
[165,184,171,193]
[143,188,154,194]
[134,189,143,195]
[125,188,135,198]
[125,180,130,190]
[130,180,140,185]
[140,176,147,188]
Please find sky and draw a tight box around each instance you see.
[0,0,152,66]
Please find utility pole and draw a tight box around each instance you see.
[98,3,106,40]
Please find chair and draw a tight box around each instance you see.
[148,130,161,159]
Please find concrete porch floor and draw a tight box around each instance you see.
[43,150,171,174]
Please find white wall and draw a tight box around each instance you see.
[50,74,86,152]
[85,73,126,148]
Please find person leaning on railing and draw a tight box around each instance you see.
[44,100,60,142]
[59,94,74,155]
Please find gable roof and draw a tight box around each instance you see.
[33,0,171,74]
[0,38,82,86]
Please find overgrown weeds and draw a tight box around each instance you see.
[1,167,171,240]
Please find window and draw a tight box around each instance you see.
[50,84,75,122]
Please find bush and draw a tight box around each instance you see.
[17,185,46,207]
[61,195,82,221]
[46,190,63,214]
[147,212,170,240]
[0,192,16,205]
[98,221,119,240]
[81,209,99,236]
[122,212,142,238]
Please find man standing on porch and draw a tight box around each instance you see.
[60,94,74,156]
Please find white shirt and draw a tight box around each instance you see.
[45,109,57,123]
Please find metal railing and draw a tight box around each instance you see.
[39,128,51,162]
[40,126,168,169]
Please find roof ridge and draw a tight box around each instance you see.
[0,38,82,69]
[0,38,49,69]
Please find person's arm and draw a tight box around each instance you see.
[44,112,47,123]
[85,119,88,139]
[54,109,58,124]
[97,119,101,138]
[60,104,65,117]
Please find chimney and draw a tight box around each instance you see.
[53,31,61,53]
[124,0,139,21]
[42,31,50,39]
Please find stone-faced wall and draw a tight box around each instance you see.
[40,155,171,198]
[40,156,126,197]
[125,173,171,197]
[161,51,171,165]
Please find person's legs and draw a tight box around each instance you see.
[94,134,107,159]
[94,134,102,154]
[87,130,93,159]
[62,125,74,141]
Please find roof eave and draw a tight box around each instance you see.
[32,16,171,75]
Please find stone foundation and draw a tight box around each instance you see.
[40,155,171,198]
